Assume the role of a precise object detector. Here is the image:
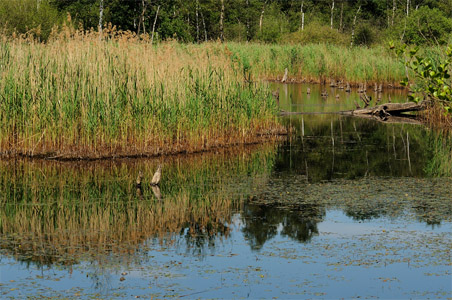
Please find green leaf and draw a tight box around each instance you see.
[400,77,408,86]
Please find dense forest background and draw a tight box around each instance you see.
[0,0,451,45]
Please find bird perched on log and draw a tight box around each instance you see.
[150,164,162,186]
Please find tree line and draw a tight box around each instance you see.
[0,0,451,45]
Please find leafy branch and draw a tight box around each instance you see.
[391,42,452,114]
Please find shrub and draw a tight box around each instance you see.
[281,21,349,46]
[0,0,62,41]
[394,6,452,45]
[354,24,376,46]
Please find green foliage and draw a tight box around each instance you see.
[393,7,452,45]
[0,0,62,40]
[0,0,451,45]
[394,43,452,112]
[281,22,349,46]
[354,23,376,46]
[255,4,289,43]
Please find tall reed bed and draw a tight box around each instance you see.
[0,29,281,159]
[226,42,407,84]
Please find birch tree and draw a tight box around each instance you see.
[351,4,361,46]
[219,0,224,41]
[98,0,103,38]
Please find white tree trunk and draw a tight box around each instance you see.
[300,1,304,31]
[151,5,160,45]
[330,0,335,29]
[350,5,361,47]
[259,3,266,33]
[98,0,104,38]
[201,11,207,42]
[219,0,224,41]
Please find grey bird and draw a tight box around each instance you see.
[136,170,143,188]
[150,165,162,186]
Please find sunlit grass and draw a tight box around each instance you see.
[226,42,406,84]
[0,26,282,158]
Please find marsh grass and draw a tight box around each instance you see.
[0,26,282,159]
[0,144,276,265]
[227,42,406,85]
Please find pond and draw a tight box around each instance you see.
[0,83,451,299]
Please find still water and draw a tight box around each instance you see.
[0,83,451,299]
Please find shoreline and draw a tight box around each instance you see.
[0,130,287,162]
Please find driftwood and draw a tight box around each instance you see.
[279,101,427,125]
[344,102,425,117]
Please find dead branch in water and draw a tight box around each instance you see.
[280,101,428,125]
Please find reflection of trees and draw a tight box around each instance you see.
[241,202,324,250]
[277,115,430,182]
[178,220,230,257]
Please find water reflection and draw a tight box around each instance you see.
[241,201,323,250]
[271,82,408,113]
[277,114,429,179]
[0,145,276,266]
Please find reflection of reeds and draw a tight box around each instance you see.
[0,26,282,159]
[0,144,277,265]
[425,131,452,177]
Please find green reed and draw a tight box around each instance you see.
[0,29,281,158]
[226,42,407,84]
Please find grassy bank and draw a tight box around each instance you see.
[226,42,407,85]
[0,29,282,159]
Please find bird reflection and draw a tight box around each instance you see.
[151,185,162,200]
[135,165,163,200]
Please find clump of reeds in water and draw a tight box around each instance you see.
[0,25,282,159]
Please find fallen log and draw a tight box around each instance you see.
[344,101,426,116]
[279,101,428,125]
